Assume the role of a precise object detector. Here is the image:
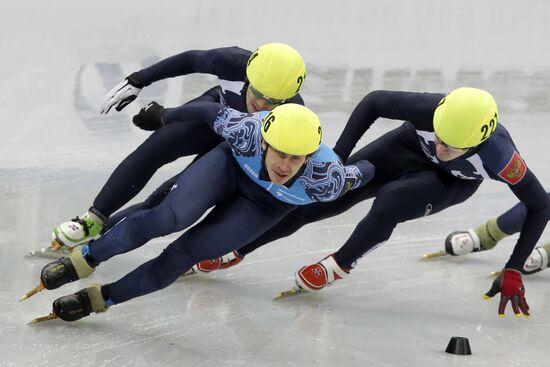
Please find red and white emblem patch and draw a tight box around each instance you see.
[498,151,526,185]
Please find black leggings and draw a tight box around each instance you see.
[108,124,481,269]
[238,124,481,268]
[93,87,223,217]
[91,144,295,304]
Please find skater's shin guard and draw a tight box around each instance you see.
[474,218,508,250]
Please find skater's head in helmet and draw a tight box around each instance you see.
[433,87,498,161]
[260,104,322,185]
[245,43,306,113]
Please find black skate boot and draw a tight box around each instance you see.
[53,284,109,321]
[40,246,96,290]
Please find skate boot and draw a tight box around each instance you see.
[184,251,244,275]
[296,254,349,291]
[50,208,105,255]
[53,283,109,321]
[273,254,351,300]
[41,245,97,290]
[445,218,507,256]
[445,229,482,255]
[522,243,550,275]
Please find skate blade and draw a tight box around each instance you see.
[421,250,448,260]
[25,239,73,260]
[489,271,501,277]
[27,312,58,325]
[273,287,307,300]
[19,281,45,302]
[25,247,66,260]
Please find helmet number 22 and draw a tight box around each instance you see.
[480,113,497,141]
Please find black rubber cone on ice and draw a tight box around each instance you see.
[445,336,472,355]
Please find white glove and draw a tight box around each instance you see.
[100,73,143,114]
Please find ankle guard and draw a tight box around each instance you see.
[69,246,96,279]
[474,218,508,250]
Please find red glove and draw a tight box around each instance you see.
[483,268,530,318]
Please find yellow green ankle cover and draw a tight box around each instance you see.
[474,218,508,250]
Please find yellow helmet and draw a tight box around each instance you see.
[246,43,306,100]
[433,87,498,149]
[261,104,322,156]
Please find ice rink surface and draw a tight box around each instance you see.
[1,0,549,366]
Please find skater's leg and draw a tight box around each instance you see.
[39,144,241,290]
[335,171,480,268]
[445,191,550,254]
[89,143,238,262]
[105,183,294,304]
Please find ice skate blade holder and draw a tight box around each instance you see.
[445,336,472,355]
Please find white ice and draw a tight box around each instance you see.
[1,1,549,366]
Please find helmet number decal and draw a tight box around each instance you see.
[480,113,498,141]
[247,51,259,67]
[295,73,306,94]
[263,113,275,132]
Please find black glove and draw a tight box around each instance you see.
[132,101,166,131]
